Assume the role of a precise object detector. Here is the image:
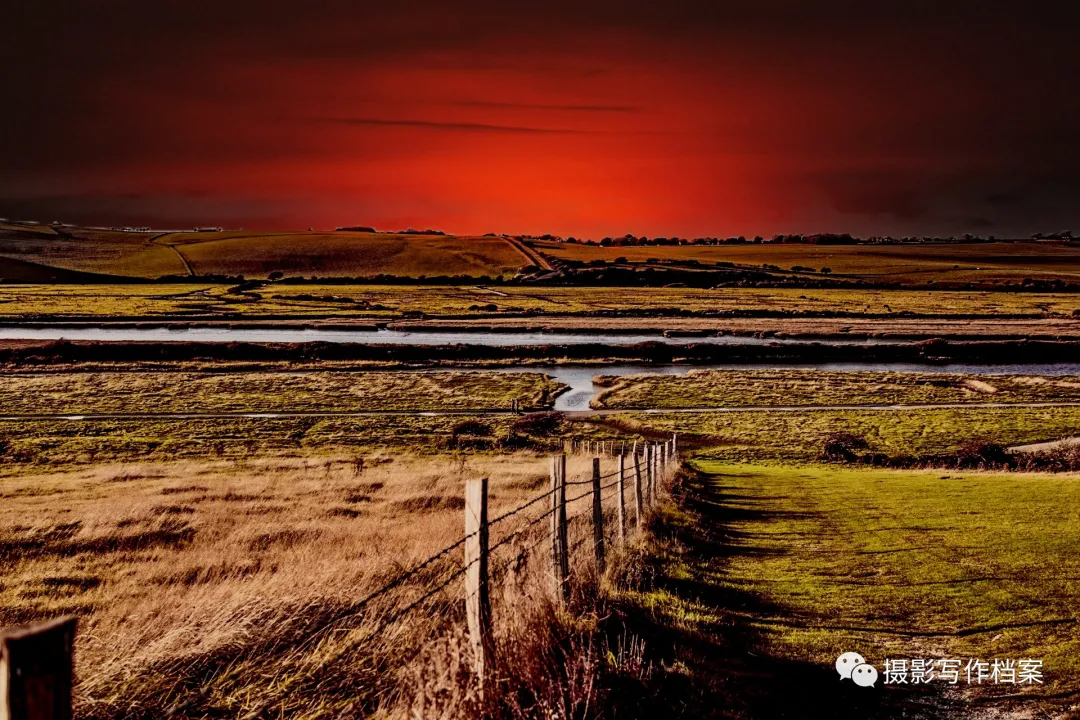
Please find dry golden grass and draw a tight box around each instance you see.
[0,370,563,415]
[1,449,661,718]
[591,369,1080,409]
[0,230,187,278]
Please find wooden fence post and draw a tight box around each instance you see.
[1,616,76,720]
[645,444,654,505]
[633,451,644,529]
[617,453,626,542]
[464,478,491,688]
[591,457,605,572]
[654,444,660,498]
[550,454,569,603]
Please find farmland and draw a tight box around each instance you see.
[165,231,530,279]
[0,228,187,278]
[592,369,1080,409]
[593,405,1080,464]
[533,239,1080,285]
[0,227,532,280]
[0,371,563,416]
[4,284,1080,320]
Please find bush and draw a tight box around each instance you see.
[954,442,1011,469]
[821,432,869,462]
[451,420,492,438]
[510,412,562,437]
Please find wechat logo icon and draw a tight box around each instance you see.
[836,651,878,687]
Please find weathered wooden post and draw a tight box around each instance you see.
[464,478,491,687]
[550,454,569,603]
[617,453,627,542]
[654,444,661,498]
[591,457,605,572]
[633,451,644,528]
[645,444,654,505]
[1,616,76,720]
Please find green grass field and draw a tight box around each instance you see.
[534,240,1080,285]
[3,284,1080,318]
[598,406,1080,463]
[618,462,1080,716]
[593,370,1080,409]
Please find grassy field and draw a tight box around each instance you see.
[596,406,1080,463]
[167,231,529,279]
[0,229,532,280]
[0,229,188,278]
[2,401,1077,474]
[534,240,1080,285]
[4,284,1080,318]
[593,370,1080,409]
[0,371,563,415]
[0,450,638,718]
[618,462,1080,717]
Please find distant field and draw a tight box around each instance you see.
[602,405,1080,463]
[534,240,1080,285]
[0,371,562,415]
[0,228,187,278]
[0,229,530,280]
[158,231,528,279]
[593,369,1080,409]
[4,284,1080,318]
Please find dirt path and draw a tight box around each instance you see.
[1009,436,1080,453]
[504,236,552,270]
[149,232,195,276]
[4,400,1079,422]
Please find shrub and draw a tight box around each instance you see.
[451,420,492,438]
[821,432,869,462]
[954,442,1011,469]
[510,412,562,437]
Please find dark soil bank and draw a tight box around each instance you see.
[1,338,1078,367]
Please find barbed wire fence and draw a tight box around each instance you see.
[0,434,680,719]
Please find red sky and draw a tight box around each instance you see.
[3,1,1079,237]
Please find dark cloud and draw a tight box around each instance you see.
[449,101,638,112]
[318,117,589,134]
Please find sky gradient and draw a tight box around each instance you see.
[3,1,1079,237]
